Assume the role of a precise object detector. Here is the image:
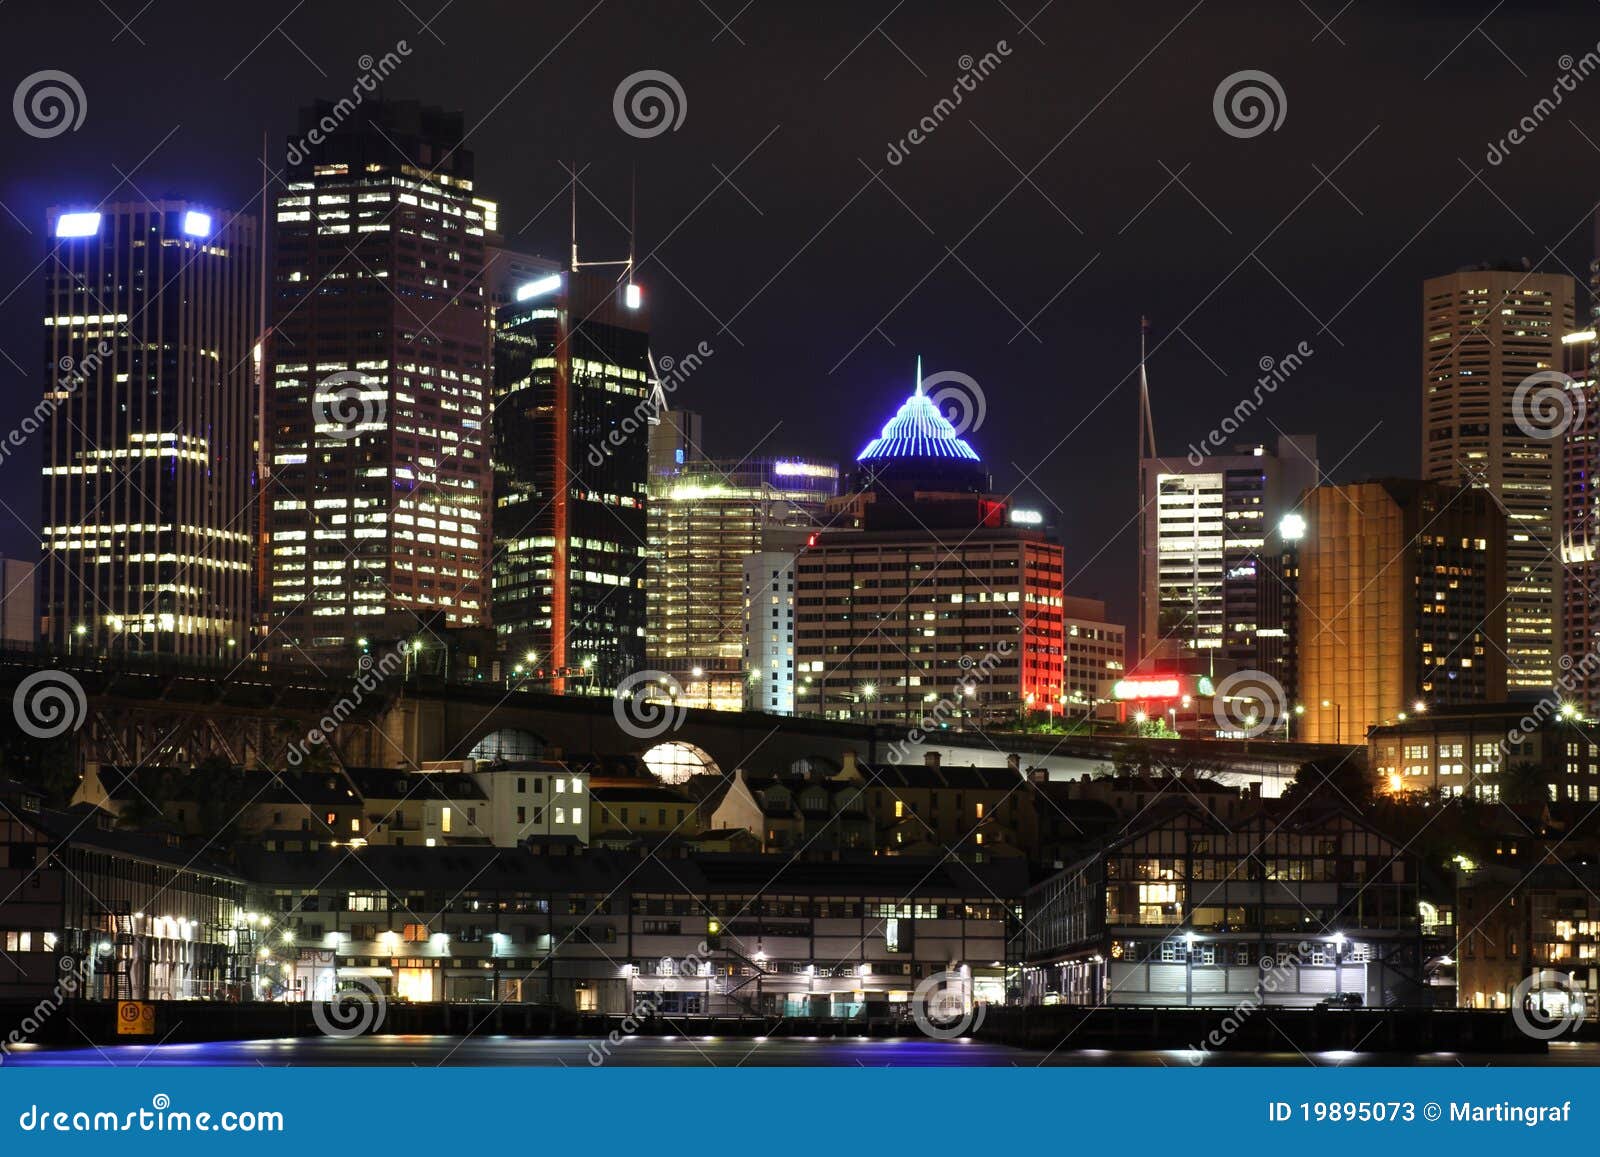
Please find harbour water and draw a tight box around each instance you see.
[5,1037,1599,1067]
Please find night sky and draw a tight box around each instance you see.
[3,0,1600,636]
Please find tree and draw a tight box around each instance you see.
[1280,755,1373,808]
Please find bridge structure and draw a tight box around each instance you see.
[0,649,1352,792]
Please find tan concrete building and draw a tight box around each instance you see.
[1297,480,1506,744]
[1422,268,1576,694]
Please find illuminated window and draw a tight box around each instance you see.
[441,806,452,833]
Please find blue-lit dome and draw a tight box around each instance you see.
[857,372,981,463]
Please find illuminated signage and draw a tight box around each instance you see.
[1009,508,1044,526]
[773,461,838,479]
[181,210,212,238]
[1113,678,1181,700]
[515,274,562,301]
[55,212,102,238]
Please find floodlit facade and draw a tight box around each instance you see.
[263,102,495,662]
[39,201,258,658]
[1456,863,1600,1019]
[1297,480,1507,744]
[647,457,838,711]
[1368,704,1600,804]
[492,270,651,692]
[744,550,800,713]
[1137,435,1318,670]
[1423,268,1575,695]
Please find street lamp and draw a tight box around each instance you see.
[1321,699,1342,744]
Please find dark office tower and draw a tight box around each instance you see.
[39,203,258,659]
[264,102,496,662]
[492,270,651,692]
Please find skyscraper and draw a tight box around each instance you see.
[646,456,839,710]
[39,202,258,658]
[794,368,1064,725]
[1297,480,1506,744]
[1558,325,1599,711]
[1137,435,1318,671]
[1422,267,1575,696]
[263,102,495,663]
[491,269,651,691]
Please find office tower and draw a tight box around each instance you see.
[1559,326,1599,711]
[1253,512,1304,723]
[263,102,495,663]
[492,269,650,691]
[1,558,36,646]
[1297,480,1507,744]
[1061,596,1125,720]
[1137,435,1318,670]
[646,457,839,710]
[743,550,801,713]
[40,202,258,658]
[1423,267,1576,695]
[794,367,1064,725]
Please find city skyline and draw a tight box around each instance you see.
[6,2,1600,642]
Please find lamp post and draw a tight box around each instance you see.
[1321,699,1342,744]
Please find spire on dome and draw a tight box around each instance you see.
[915,355,923,396]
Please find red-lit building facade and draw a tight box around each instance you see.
[792,368,1064,726]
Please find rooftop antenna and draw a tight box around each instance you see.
[627,165,636,286]
[568,159,579,273]
[1136,316,1158,667]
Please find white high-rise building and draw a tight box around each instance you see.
[1138,435,1318,670]
[743,551,800,713]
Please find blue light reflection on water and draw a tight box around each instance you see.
[5,1036,1597,1067]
